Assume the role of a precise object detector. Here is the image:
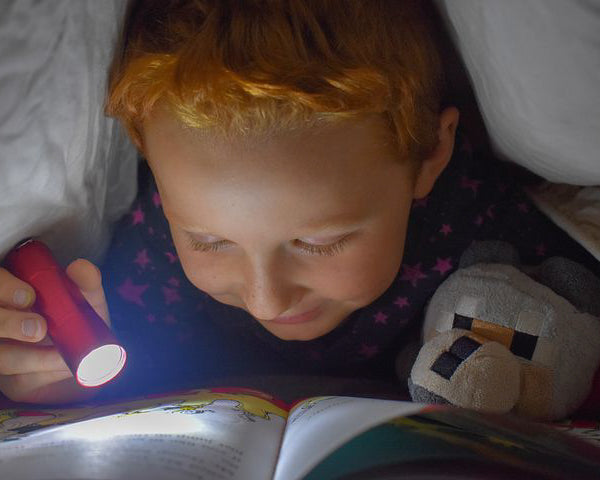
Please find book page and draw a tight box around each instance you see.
[0,389,288,480]
[273,396,426,480]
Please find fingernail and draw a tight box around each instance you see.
[22,318,40,338]
[14,289,32,307]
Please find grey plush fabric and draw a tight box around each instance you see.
[533,256,600,317]
[459,241,520,269]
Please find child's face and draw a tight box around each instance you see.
[143,107,451,341]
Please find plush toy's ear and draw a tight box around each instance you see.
[459,240,521,269]
[533,257,600,317]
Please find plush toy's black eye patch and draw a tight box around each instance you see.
[510,331,538,360]
[453,313,472,330]
[430,336,482,380]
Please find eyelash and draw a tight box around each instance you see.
[186,235,350,256]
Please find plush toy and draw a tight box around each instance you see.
[407,240,600,421]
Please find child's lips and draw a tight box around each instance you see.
[270,307,322,324]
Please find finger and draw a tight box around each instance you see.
[0,370,96,404]
[0,342,68,375]
[0,268,36,309]
[66,259,111,326]
[0,308,47,342]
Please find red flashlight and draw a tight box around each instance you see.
[3,239,126,387]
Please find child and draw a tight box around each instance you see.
[1,0,598,404]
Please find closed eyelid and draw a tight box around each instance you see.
[191,233,223,243]
[298,234,347,245]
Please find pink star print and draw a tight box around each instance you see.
[153,191,162,207]
[400,263,428,287]
[117,277,149,307]
[147,314,156,323]
[536,243,547,257]
[165,251,179,263]
[412,197,429,208]
[474,215,484,226]
[134,249,151,269]
[460,176,483,196]
[162,286,182,305]
[486,204,496,219]
[439,224,452,236]
[359,343,379,358]
[165,314,177,325]
[394,296,410,309]
[517,202,530,213]
[460,138,473,155]
[432,257,453,275]
[374,311,388,325]
[168,277,181,287]
[131,205,145,225]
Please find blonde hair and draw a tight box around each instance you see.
[106,0,444,162]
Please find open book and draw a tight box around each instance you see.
[1,387,599,479]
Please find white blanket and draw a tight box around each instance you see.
[0,0,137,265]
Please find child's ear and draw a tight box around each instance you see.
[413,107,459,199]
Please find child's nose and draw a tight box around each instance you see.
[241,259,300,321]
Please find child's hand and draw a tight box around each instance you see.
[0,259,110,404]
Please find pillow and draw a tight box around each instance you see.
[435,0,600,185]
[527,183,600,263]
[0,0,138,265]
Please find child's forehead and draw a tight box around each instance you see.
[144,106,401,171]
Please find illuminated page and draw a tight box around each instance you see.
[273,396,426,480]
[0,390,288,480]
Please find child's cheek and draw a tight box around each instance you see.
[313,244,404,306]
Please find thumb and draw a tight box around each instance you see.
[65,259,111,327]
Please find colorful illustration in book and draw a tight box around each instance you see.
[119,392,288,424]
[0,389,287,442]
[0,409,85,442]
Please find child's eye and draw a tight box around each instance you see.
[187,236,231,252]
[294,236,350,256]
[186,234,350,256]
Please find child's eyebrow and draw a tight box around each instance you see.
[299,216,368,234]
[183,215,368,236]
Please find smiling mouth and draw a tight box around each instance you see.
[269,307,322,325]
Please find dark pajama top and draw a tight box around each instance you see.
[97,132,600,401]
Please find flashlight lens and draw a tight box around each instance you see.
[76,344,127,387]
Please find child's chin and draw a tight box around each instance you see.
[262,321,338,342]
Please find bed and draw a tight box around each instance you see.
[0,0,599,420]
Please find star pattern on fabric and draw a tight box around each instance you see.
[412,196,429,208]
[374,311,388,325]
[460,175,483,196]
[309,350,321,361]
[117,277,149,307]
[400,262,428,287]
[536,243,547,257]
[162,286,182,305]
[153,191,162,207]
[394,296,409,309]
[165,251,179,263]
[358,343,379,358]
[134,249,151,269]
[131,205,145,225]
[439,224,452,236]
[432,257,453,275]
[105,139,592,383]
